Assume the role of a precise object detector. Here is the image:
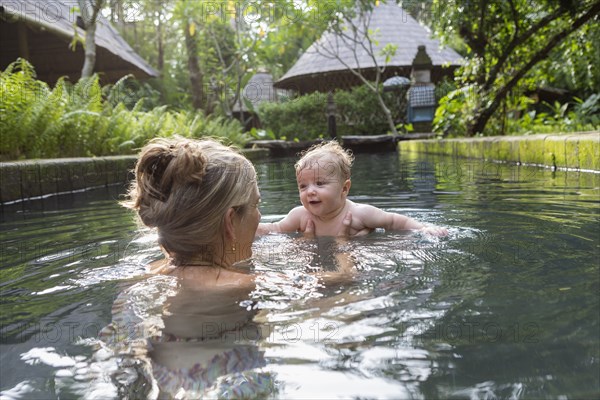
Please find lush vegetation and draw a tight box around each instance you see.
[104,0,597,139]
[1,0,598,160]
[257,84,409,141]
[102,0,344,116]
[0,60,249,161]
[257,92,328,141]
[431,0,600,136]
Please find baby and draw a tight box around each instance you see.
[257,141,447,237]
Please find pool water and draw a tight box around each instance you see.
[1,152,598,399]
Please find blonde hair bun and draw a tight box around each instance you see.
[124,136,257,264]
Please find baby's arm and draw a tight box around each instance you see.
[256,206,304,236]
[355,204,448,236]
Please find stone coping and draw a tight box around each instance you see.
[398,132,600,172]
[0,148,269,205]
[247,139,323,157]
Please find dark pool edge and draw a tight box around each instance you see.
[0,148,269,205]
[398,132,600,172]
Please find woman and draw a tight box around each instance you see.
[104,137,271,399]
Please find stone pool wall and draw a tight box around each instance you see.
[0,149,269,205]
[3,134,598,204]
[398,132,600,172]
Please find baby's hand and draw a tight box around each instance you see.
[419,225,449,237]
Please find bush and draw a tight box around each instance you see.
[433,85,475,137]
[257,92,328,141]
[334,84,407,136]
[256,84,408,140]
[501,93,600,135]
[433,82,599,137]
[0,59,250,160]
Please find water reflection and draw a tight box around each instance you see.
[1,154,598,399]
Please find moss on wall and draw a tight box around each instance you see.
[399,133,599,171]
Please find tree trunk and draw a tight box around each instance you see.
[376,92,399,136]
[109,0,124,25]
[313,7,399,137]
[81,22,97,78]
[466,1,600,136]
[79,0,104,79]
[155,0,164,72]
[184,20,204,110]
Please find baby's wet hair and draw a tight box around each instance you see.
[295,140,354,181]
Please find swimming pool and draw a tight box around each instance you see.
[1,152,598,399]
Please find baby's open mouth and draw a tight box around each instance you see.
[309,200,321,205]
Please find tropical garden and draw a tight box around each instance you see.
[0,0,598,160]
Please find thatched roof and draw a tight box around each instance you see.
[275,2,463,94]
[0,0,158,83]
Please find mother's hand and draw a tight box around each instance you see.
[303,218,316,238]
[303,212,372,238]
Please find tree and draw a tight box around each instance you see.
[254,0,339,78]
[534,21,600,99]
[432,0,600,136]
[203,10,257,119]
[183,17,204,110]
[311,1,401,135]
[78,0,106,78]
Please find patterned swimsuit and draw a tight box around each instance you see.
[99,275,275,399]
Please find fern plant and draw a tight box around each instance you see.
[0,60,251,160]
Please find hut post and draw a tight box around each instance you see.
[326,92,337,139]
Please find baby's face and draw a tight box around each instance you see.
[296,158,349,219]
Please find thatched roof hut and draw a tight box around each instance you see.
[275,2,463,94]
[232,72,279,114]
[0,0,158,83]
[233,71,291,130]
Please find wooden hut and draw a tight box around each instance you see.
[0,0,158,84]
[274,2,463,94]
[232,71,289,130]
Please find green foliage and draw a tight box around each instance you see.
[334,85,408,135]
[433,85,475,137]
[533,22,600,99]
[104,75,163,111]
[257,92,328,141]
[254,0,354,77]
[502,93,600,135]
[435,86,600,137]
[431,0,600,136]
[0,60,249,160]
[0,59,50,158]
[249,128,278,141]
[256,84,409,140]
[105,0,354,116]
